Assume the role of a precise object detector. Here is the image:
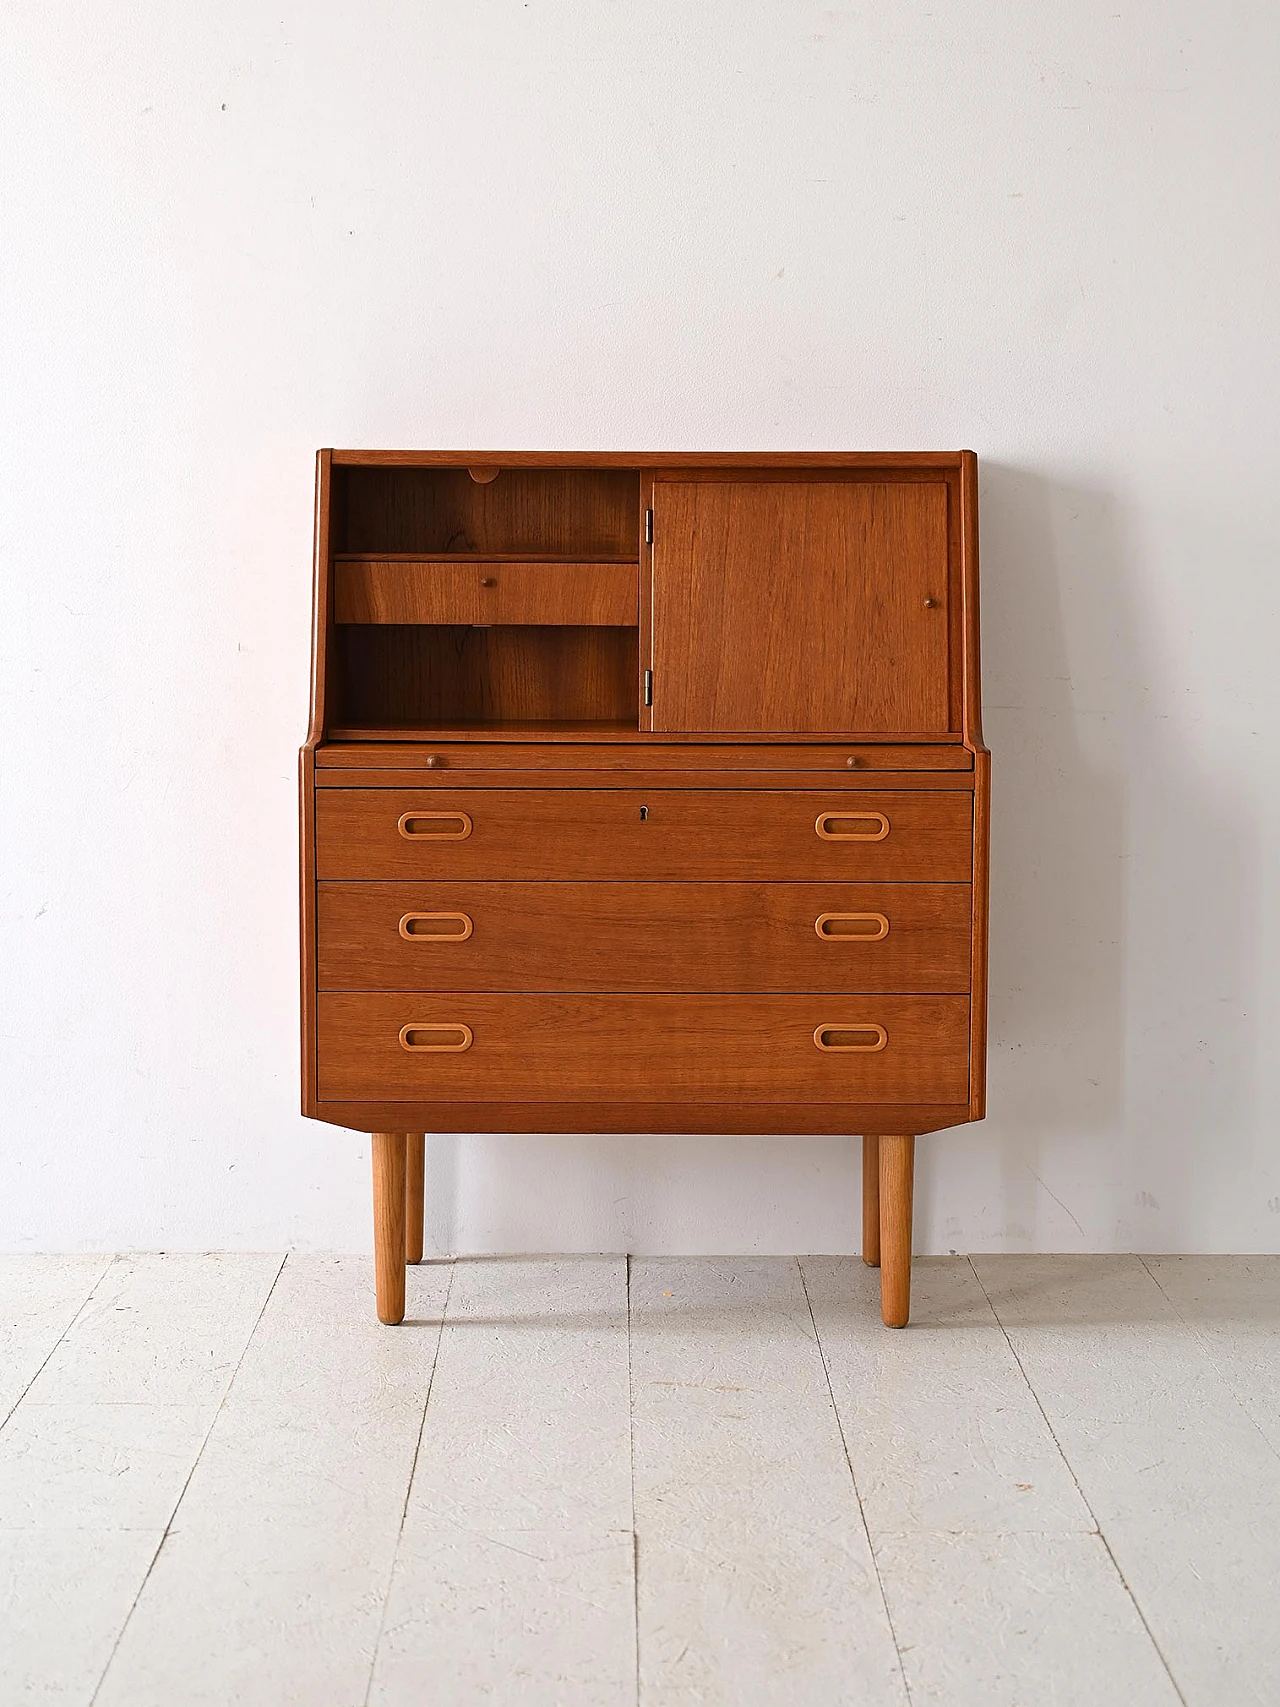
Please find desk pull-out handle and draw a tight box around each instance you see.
[814,1024,888,1053]
[399,1023,473,1052]
[815,811,890,841]
[397,812,473,840]
[399,912,474,942]
[815,912,890,941]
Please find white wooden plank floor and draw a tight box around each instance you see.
[2,1253,1278,1705]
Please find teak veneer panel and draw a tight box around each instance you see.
[317,992,971,1103]
[307,1100,974,1135]
[316,880,973,994]
[651,478,952,734]
[313,768,976,792]
[334,559,638,626]
[331,450,966,469]
[314,788,974,883]
[314,742,975,772]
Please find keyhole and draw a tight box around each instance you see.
[639,805,649,821]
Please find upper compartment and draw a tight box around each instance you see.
[327,464,643,737]
[312,454,974,745]
[332,463,639,558]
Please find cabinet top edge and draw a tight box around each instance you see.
[326,450,974,469]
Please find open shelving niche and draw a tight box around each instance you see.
[328,463,642,740]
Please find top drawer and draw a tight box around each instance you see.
[314,789,973,882]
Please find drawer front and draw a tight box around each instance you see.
[333,559,638,626]
[314,742,975,772]
[314,789,974,882]
[316,881,973,993]
[317,993,971,1103]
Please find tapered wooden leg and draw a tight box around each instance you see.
[861,1135,881,1266]
[879,1134,915,1329]
[405,1133,425,1265]
[371,1133,407,1325]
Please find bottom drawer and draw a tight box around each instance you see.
[316,993,970,1103]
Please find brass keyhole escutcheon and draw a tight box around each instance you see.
[639,805,649,821]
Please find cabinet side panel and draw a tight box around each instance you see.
[970,746,990,1118]
[960,450,984,750]
[301,450,330,1118]
[947,469,964,732]
[299,746,318,1115]
[307,450,334,745]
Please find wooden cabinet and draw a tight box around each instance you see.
[301,451,990,1328]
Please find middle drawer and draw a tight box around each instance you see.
[317,881,972,993]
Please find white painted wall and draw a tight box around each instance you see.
[3,2,1277,1255]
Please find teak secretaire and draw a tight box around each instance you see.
[300,451,989,1327]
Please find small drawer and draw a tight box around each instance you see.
[316,881,973,993]
[333,559,637,626]
[316,993,972,1103]
[314,789,974,882]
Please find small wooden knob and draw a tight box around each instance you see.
[924,597,939,608]
[480,576,497,587]
[425,754,445,769]
[846,756,863,769]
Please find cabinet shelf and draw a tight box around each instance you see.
[333,553,638,565]
[326,720,641,742]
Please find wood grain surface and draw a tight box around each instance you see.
[316,880,972,993]
[651,478,952,734]
[336,625,636,728]
[877,1134,916,1327]
[315,788,974,883]
[317,992,971,1103]
[313,741,974,771]
[334,559,637,626]
[371,1134,406,1325]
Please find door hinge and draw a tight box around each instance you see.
[643,669,653,706]
[644,508,653,545]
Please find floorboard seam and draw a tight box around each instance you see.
[797,1257,914,1707]
[626,1252,640,1707]
[362,1256,456,1707]
[1137,1254,1280,1470]
[0,1255,115,1434]
[967,1256,1190,1707]
[86,1251,289,1707]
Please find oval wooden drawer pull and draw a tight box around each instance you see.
[399,912,474,942]
[814,1023,888,1052]
[399,1023,474,1052]
[397,811,473,841]
[815,811,890,841]
[815,912,890,941]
